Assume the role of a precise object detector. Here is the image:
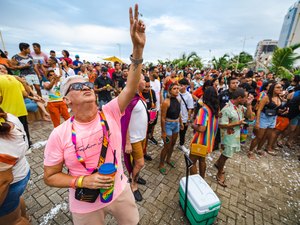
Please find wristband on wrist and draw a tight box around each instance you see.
[77,176,85,188]
[130,54,143,71]
[70,176,78,189]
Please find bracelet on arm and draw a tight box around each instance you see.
[77,176,85,188]
[70,176,78,189]
[130,54,143,71]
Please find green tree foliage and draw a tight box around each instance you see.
[169,52,203,69]
[212,54,229,70]
[270,43,300,79]
[228,52,254,71]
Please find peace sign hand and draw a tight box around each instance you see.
[129,4,146,52]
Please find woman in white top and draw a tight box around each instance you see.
[0,108,30,225]
[61,58,75,79]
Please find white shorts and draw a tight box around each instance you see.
[25,74,40,85]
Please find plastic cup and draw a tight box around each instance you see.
[98,163,117,203]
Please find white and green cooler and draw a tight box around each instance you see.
[179,174,221,225]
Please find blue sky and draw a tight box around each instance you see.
[0,0,297,63]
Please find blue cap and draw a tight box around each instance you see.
[75,55,80,58]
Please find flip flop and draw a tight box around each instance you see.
[167,161,176,168]
[266,150,277,156]
[159,167,167,175]
[256,150,266,157]
[216,175,227,187]
[277,141,283,148]
[247,151,256,160]
[214,163,225,174]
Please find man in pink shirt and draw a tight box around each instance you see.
[43,4,145,225]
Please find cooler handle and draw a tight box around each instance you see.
[209,202,221,210]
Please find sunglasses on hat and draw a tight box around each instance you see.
[65,82,94,95]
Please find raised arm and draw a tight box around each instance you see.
[118,4,146,113]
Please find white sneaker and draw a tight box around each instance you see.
[181,145,190,154]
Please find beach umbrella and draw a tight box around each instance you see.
[103,56,124,64]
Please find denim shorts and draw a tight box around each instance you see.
[165,121,179,136]
[24,98,38,112]
[259,112,277,129]
[290,114,300,126]
[0,170,30,217]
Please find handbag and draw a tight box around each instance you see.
[240,124,248,144]
[73,111,114,203]
[148,109,158,124]
[190,143,208,157]
[265,109,277,116]
[275,116,289,131]
[75,169,99,202]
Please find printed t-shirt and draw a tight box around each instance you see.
[0,75,27,117]
[191,104,218,153]
[30,52,48,65]
[44,98,127,213]
[219,100,246,147]
[0,114,30,183]
[44,81,63,102]
[12,54,36,76]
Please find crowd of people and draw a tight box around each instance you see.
[1,4,300,224]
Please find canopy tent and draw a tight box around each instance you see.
[103,56,124,64]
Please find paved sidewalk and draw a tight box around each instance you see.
[25,120,300,225]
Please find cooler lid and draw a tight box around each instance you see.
[180,174,220,213]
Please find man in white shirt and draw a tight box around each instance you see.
[177,78,194,153]
[125,75,148,202]
[148,66,162,145]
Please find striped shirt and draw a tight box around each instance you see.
[191,104,218,153]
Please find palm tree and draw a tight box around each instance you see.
[270,43,300,79]
[172,52,203,69]
[228,52,254,71]
[212,54,229,70]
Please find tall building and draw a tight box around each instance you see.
[278,1,300,47]
[254,39,278,65]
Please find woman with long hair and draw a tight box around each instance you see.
[248,83,284,158]
[162,70,178,99]
[0,108,30,225]
[61,58,75,79]
[190,87,219,178]
[159,83,183,175]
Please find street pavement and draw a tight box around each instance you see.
[24,119,300,225]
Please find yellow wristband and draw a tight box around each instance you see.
[77,176,85,188]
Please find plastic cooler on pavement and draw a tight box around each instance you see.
[179,174,221,225]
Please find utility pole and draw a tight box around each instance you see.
[0,30,6,51]
[116,43,121,58]
[235,37,253,72]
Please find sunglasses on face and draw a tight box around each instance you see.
[66,82,94,95]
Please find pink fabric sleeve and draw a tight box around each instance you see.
[44,129,64,166]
